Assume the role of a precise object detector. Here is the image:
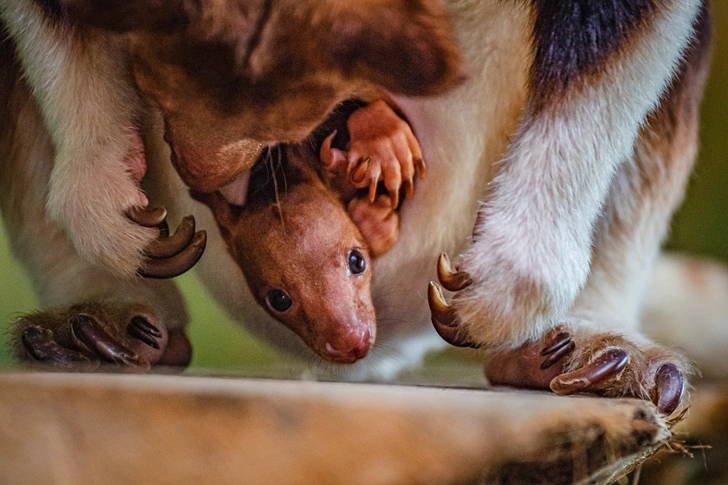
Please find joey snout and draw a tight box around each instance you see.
[315,324,376,364]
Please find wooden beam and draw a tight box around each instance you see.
[0,373,670,485]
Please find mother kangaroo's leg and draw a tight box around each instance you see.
[480,6,712,414]
[0,36,191,369]
[434,0,705,350]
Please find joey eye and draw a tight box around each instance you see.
[348,249,367,275]
[267,289,292,313]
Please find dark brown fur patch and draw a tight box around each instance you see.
[529,0,658,106]
[60,0,194,32]
[33,0,67,22]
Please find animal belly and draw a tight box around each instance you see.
[370,0,531,345]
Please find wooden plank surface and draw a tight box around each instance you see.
[0,373,671,485]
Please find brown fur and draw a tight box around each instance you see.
[62,0,465,192]
[192,94,423,363]
[194,144,377,364]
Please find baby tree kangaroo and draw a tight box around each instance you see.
[195,100,424,364]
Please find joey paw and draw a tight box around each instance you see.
[347,195,400,257]
[320,100,425,208]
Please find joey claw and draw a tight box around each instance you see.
[404,177,414,200]
[550,348,629,395]
[22,325,99,368]
[320,131,347,172]
[72,314,143,367]
[144,216,196,259]
[653,364,685,415]
[415,158,427,179]
[350,157,371,184]
[428,282,479,348]
[368,171,380,204]
[386,178,401,209]
[437,253,472,292]
[138,230,207,279]
[126,206,167,227]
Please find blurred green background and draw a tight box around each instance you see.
[1,4,727,370]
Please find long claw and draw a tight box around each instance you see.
[540,340,576,370]
[72,314,141,366]
[550,348,629,395]
[145,216,196,259]
[428,282,478,348]
[541,332,572,356]
[404,177,414,200]
[320,131,346,171]
[21,325,98,368]
[350,157,371,185]
[157,220,170,239]
[415,158,427,179]
[126,206,167,227]
[389,183,400,209]
[437,253,472,292]
[126,316,162,350]
[368,171,380,204]
[653,363,684,415]
[138,230,207,279]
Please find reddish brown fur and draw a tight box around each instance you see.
[194,145,377,364]
[63,0,465,192]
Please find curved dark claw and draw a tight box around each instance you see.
[21,325,98,368]
[126,206,167,227]
[437,253,472,292]
[540,332,576,370]
[71,314,141,366]
[550,348,629,395]
[138,230,207,279]
[653,363,684,415]
[126,316,163,350]
[157,220,170,238]
[144,216,196,259]
[428,282,479,348]
[541,332,571,356]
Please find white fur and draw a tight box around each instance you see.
[0,0,155,276]
[452,0,702,348]
[0,71,188,328]
[0,0,718,382]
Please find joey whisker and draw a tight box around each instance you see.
[269,145,284,227]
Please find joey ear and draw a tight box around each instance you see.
[59,0,192,32]
[327,0,466,96]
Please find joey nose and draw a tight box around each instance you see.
[323,328,373,364]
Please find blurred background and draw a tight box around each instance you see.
[0,4,727,373]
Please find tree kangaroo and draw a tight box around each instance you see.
[0,0,713,415]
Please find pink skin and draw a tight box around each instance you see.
[320,99,426,209]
